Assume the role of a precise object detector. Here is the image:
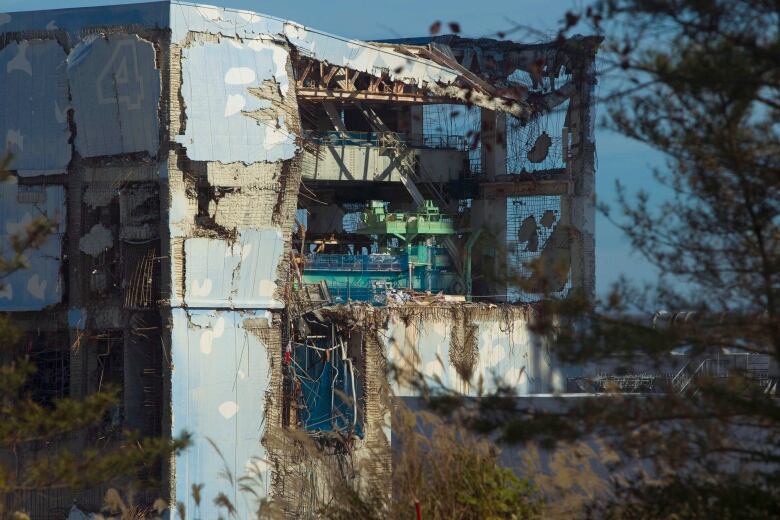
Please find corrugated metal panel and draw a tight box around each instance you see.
[183,229,284,309]
[68,33,161,158]
[0,177,65,310]
[176,38,296,164]
[171,308,271,520]
[0,39,70,176]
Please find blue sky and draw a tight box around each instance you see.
[2,0,665,295]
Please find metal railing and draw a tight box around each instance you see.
[304,253,405,272]
[672,354,776,394]
[304,131,466,150]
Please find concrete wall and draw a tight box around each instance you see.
[381,305,569,396]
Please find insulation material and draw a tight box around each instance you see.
[183,229,284,309]
[177,38,296,164]
[170,308,272,520]
[0,39,71,176]
[170,4,458,86]
[0,176,65,310]
[68,33,161,158]
[209,190,280,229]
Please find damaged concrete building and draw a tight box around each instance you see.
[0,2,599,517]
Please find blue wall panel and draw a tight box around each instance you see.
[0,177,65,310]
[171,308,271,519]
[0,39,71,176]
[183,229,284,309]
[177,38,296,164]
[68,33,161,158]
[0,2,168,39]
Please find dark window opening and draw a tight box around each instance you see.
[25,332,70,407]
[92,332,124,430]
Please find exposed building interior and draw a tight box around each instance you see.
[0,2,608,517]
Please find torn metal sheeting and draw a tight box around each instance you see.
[170,4,458,86]
[177,39,296,164]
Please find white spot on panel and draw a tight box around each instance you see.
[504,366,526,385]
[213,317,226,338]
[5,212,32,235]
[46,20,58,31]
[7,41,31,75]
[197,6,223,21]
[191,279,213,297]
[224,66,256,85]
[79,223,113,257]
[26,274,46,300]
[0,284,12,300]
[0,13,10,27]
[240,244,252,261]
[218,401,239,419]
[258,279,275,297]
[245,458,268,475]
[6,129,24,151]
[54,100,69,124]
[224,93,246,116]
[199,330,214,354]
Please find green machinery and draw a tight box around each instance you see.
[301,200,464,303]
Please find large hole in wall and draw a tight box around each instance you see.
[283,309,365,445]
[24,331,70,407]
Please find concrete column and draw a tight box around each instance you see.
[563,62,597,300]
[480,109,507,180]
[470,197,508,301]
[67,165,87,399]
[409,105,423,147]
[123,313,145,433]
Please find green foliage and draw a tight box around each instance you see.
[321,405,544,520]
[449,0,780,517]
[450,449,541,520]
[0,152,189,515]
